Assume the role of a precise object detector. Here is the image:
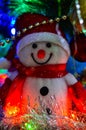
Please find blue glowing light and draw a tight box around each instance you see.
[11,18,16,25]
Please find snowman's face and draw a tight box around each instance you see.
[18,42,69,67]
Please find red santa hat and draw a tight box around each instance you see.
[15,13,70,56]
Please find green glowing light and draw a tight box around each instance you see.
[82,29,86,35]
[22,118,43,130]
[24,121,38,130]
[25,123,32,129]
[25,0,41,3]
[57,0,61,17]
[57,0,61,3]
[9,0,44,17]
[0,69,8,74]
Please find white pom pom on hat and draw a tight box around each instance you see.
[15,13,70,56]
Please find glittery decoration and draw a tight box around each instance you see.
[0,96,86,130]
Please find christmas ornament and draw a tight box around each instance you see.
[0,13,85,129]
[3,13,86,115]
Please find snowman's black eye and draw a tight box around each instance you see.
[32,43,37,49]
[46,43,52,48]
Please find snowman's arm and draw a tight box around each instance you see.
[68,81,86,113]
[0,71,18,105]
[0,77,12,106]
[64,73,86,98]
[0,57,11,69]
[64,73,83,99]
[64,73,86,113]
[64,73,78,85]
[8,70,18,81]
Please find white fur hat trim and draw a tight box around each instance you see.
[16,32,70,56]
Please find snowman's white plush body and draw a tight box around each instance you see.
[17,41,77,116]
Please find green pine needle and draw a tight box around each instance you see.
[8,0,47,17]
[8,0,59,18]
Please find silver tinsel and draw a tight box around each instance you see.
[0,96,86,130]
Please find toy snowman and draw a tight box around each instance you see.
[3,13,86,117]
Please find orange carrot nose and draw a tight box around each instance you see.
[37,49,46,59]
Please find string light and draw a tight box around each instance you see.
[0,15,67,45]
[75,0,86,34]
[11,28,16,35]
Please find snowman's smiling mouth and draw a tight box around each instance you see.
[31,53,53,65]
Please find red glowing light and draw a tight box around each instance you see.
[5,103,20,117]
[71,113,77,120]
[0,74,7,79]
[0,74,8,84]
